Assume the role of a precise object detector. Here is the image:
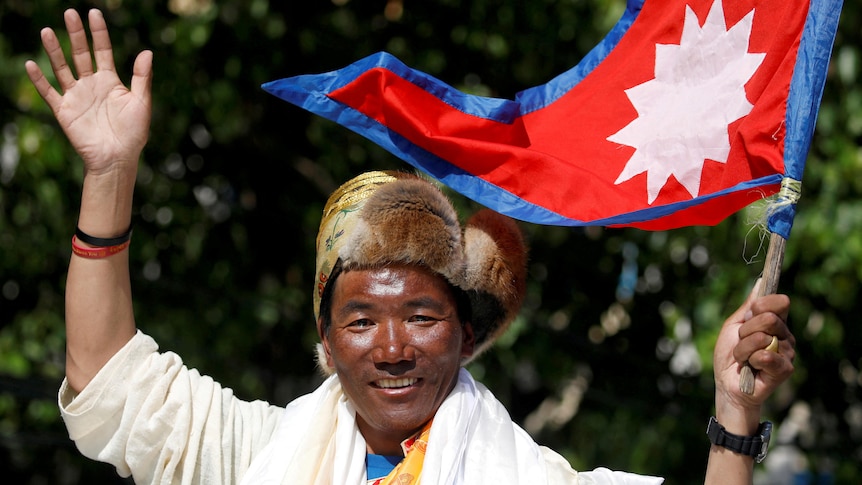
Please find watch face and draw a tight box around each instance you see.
[756,421,773,463]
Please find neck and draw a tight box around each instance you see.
[358,417,431,456]
[359,424,412,456]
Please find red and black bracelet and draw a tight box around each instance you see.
[71,226,132,259]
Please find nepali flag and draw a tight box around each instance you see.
[263,0,842,239]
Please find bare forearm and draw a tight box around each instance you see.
[65,166,138,392]
[705,446,754,484]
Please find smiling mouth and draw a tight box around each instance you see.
[375,378,418,389]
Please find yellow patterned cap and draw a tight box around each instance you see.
[313,171,403,320]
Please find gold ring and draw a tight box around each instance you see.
[765,335,779,354]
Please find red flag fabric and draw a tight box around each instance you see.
[263,0,842,237]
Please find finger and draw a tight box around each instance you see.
[65,8,95,78]
[735,324,795,365]
[130,50,154,105]
[89,9,117,73]
[778,337,796,361]
[733,331,777,363]
[738,294,790,340]
[748,345,794,378]
[24,60,62,112]
[751,293,790,321]
[40,27,77,90]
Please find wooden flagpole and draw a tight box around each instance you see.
[738,232,787,394]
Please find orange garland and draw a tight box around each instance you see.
[377,420,433,485]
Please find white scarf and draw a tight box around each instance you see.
[241,369,663,485]
[241,369,551,485]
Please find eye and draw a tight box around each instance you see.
[347,318,373,329]
[407,314,439,324]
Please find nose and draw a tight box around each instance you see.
[372,320,416,369]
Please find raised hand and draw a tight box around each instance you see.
[713,281,795,413]
[26,9,151,390]
[24,8,152,176]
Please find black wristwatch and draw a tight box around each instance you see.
[706,416,773,463]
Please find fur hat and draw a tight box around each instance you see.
[314,170,528,368]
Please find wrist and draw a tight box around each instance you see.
[82,159,138,185]
[715,399,762,436]
[707,416,773,463]
[82,154,141,177]
[79,164,137,236]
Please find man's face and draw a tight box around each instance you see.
[319,263,474,454]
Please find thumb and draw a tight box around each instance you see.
[726,278,762,326]
[130,50,153,106]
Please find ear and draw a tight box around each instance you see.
[316,317,335,370]
[460,322,476,360]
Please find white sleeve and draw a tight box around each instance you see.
[58,330,284,485]
[578,467,665,485]
[540,446,664,484]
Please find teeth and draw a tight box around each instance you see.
[376,378,417,389]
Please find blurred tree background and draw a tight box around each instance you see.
[1,0,859,483]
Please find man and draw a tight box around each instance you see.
[25,8,795,484]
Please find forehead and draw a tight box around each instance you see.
[333,264,457,306]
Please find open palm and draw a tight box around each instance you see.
[25,9,152,175]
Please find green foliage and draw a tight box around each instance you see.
[1,0,860,483]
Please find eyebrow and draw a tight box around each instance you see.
[335,296,450,318]
[336,300,373,318]
[402,296,449,314]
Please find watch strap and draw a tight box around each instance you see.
[706,416,772,462]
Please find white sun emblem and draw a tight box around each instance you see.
[608,0,766,204]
